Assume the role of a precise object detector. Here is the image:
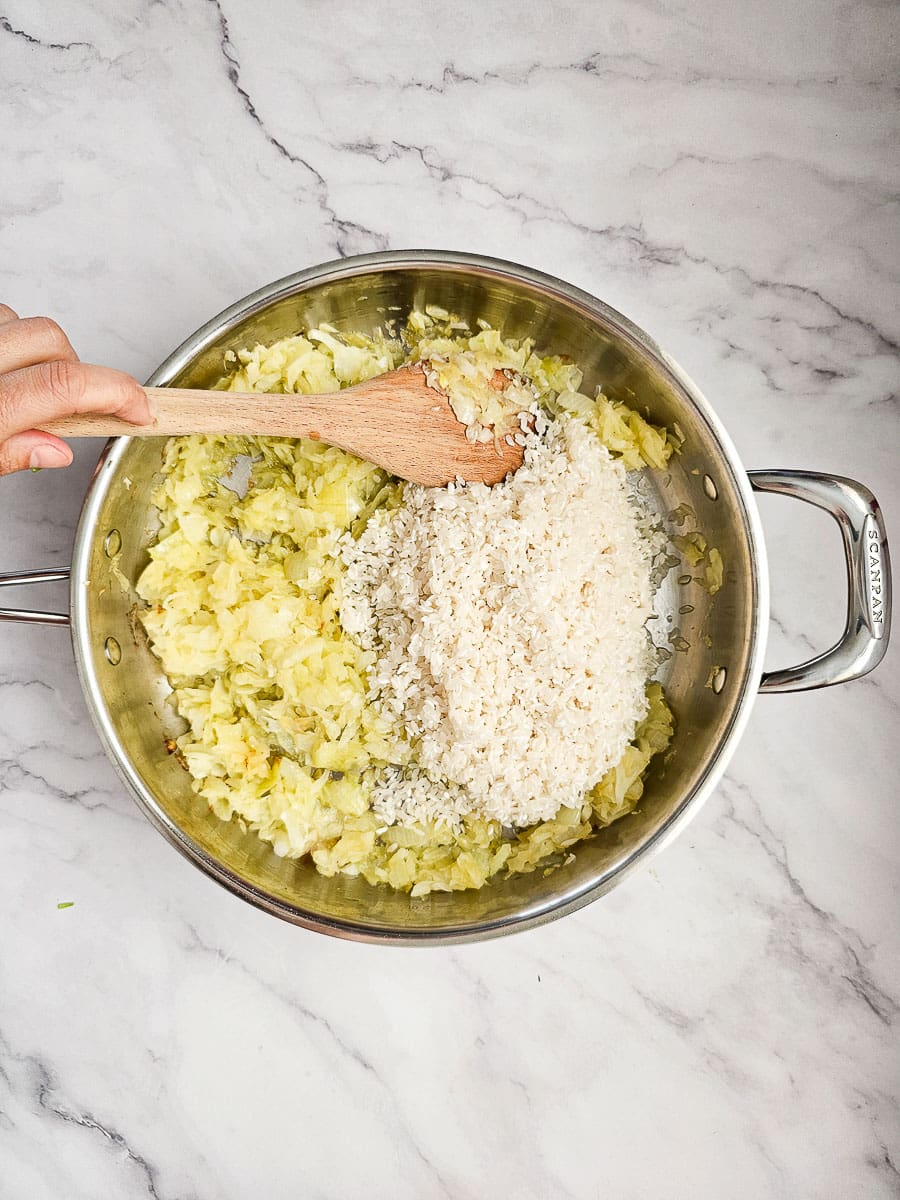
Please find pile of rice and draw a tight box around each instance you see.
[340,411,656,828]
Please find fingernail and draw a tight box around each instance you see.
[29,444,72,470]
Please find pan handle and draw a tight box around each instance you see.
[750,471,891,692]
[0,569,71,627]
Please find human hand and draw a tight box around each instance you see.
[0,303,151,475]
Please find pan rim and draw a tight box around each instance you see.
[68,250,770,944]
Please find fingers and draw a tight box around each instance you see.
[0,431,73,475]
[0,307,152,477]
[0,315,79,374]
[0,360,151,445]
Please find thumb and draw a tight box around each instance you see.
[0,431,74,475]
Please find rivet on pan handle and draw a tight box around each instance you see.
[0,568,71,627]
[750,471,891,692]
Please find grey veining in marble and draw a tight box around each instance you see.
[0,1,898,1197]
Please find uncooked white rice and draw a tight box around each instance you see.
[340,411,656,828]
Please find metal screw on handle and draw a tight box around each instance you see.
[750,471,891,693]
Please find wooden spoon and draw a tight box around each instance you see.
[38,364,524,487]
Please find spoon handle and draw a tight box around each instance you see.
[38,386,344,439]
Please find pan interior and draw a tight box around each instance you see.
[71,259,761,940]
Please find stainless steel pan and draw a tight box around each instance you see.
[0,252,891,943]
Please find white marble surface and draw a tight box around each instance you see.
[1,1,898,1195]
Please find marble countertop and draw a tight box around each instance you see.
[1,1,897,1196]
